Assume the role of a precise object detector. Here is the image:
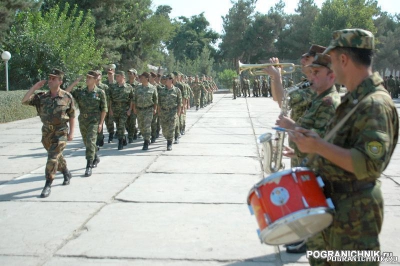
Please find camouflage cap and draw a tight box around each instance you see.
[128,68,137,75]
[165,73,175,80]
[95,70,102,76]
[302,45,326,58]
[307,53,331,69]
[86,70,99,78]
[48,68,64,79]
[161,75,168,80]
[115,70,126,77]
[323,28,374,54]
[139,71,150,79]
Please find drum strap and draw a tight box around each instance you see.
[301,90,391,166]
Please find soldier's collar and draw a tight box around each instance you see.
[344,72,382,105]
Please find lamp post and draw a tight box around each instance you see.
[1,51,11,91]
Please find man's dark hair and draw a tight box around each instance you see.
[334,47,374,67]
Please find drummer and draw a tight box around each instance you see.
[290,29,399,264]
[275,54,340,264]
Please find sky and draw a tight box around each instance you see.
[151,0,400,34]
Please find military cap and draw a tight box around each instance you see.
[165,73,175,79]
[48,68,64,79]
[161,75,167,80]
[323,29,374,54]
[172,71,180,77]
[115,70,126,77]
[307,53,331,69]
[139,71,150,79]
[128,68,138,75]
[302,45,326,58]
[95,70,102,76]
[150,72,157,78]
[107,64,116,73]
[87,70,99,78]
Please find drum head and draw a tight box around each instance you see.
[260,207,333,245]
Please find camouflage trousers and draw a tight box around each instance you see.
[151,113,158,139]
[79,116,98,161]
[175,113,181,138]
[160,109,178,141]
[126,112,137,138]
[105,112,114,134]
[113,106,129,140]
[307,233,326,266]
[179,110,186,131]
[208,91,213,102]
[136,107,154,141]
[321,181,383,266]
[233,86,238,98]
[194,89,201,107]
[242,87,250,97]
[41,125,68,181]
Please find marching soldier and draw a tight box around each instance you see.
[133,72,158,150]
[66,71,107,177]
[387,75,396,99]
[232,77,238,99]
[94,70,109,147]
[158,73,182,151]
[191,75,205,110]
[109,71,134,150]
[21,69,75,198]
[149,72,159,142]
[103,64,116,143]
[127,68,140,142]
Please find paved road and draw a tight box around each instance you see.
[0,94,399,266]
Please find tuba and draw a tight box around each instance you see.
[259,81,311,174]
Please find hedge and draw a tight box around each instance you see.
[0,90,40,123]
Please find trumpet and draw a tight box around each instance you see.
[238,61,301,75]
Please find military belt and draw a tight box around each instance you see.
[80,113,98,118]
[137,106,153,110]
[43,123,64,131]
[324,180,376,195]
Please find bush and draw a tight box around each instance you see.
[0,91,40,123]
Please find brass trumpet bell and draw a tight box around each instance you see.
[238,61,301,75]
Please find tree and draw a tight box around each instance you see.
[167,13,219,62]
[0,0,40,43]
[276,0,320,60]
[217,69,237,90]
[311,0,380,46]
[1,3,104,90]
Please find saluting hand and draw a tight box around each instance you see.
[33,80,47,90]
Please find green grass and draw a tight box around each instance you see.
[0,91,41,123]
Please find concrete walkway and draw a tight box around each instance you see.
[0,94,399,266]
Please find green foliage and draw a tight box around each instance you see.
[1,3,104,90]
[166,47,215,76]
[167,13,219,62]
[0,91,41,123]
[217,69,237,90]
[311,0,380,46]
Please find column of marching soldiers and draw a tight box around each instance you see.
[383,75,400,99]
[94,65,218,155]
[232,75,294,99]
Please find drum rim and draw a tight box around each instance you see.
[260,207,333,245]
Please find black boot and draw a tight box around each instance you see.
[142,140,149,150]
[133,133,138,140]
[156,131,160,138]
[85,160,93,177]
[118,139,123,150]
[40,180,52,198]
[167,140,172,151]
[96,135,105,147]
[151,136,156,143]
[92,154,100,168]
[122,136,127,146]
[62,169,72,185]
[108,133,114,143]
[181,126,185,135]
[174,137,179,144]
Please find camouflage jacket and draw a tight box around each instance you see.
[289,82,316,122]
[316,72,399,182]
[158,86,182,110]
[22,89,75,126]
[109,83,133,108]
[175,82,188,99]
[71,86,108,119]
[191,81,205,92]
[295,86,340,160]
[387,77,396,89]
[134,84,158,108]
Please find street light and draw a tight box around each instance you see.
[1,51,11,91]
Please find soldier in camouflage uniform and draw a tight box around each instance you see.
[387,75,395,99]
[109,71,134,150]
[103,64,116,143]
[66,71,107,177]
[158,73,182,151]
[181,74,192,134]
[232,77,238,99]
[261,76,268,97]
[22,69,75,198]
[191,75,204,110]
[243,78,250,97]
[291,29,399,266]
[133,72,158,150]
[276,54,341,265]
[149,72,160,142]
[95,70,108,147]
[186,76,194,108]
[127,68,140,142]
